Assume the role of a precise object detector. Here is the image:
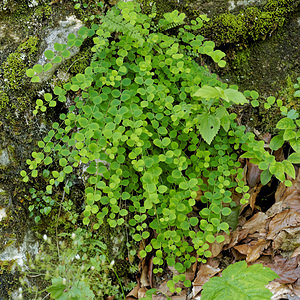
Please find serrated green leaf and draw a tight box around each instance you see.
[286,109,299,119]
[215,106,230,132]
[198,113,220,145]
[283,129,296,141]
[288,152,300,164]
[269,134,284,151]
[192,86,221,99]
[290,139,300,153]
[276,117,296,129]
[201,261,278,300]
[294,90,300,97]
[223,89,248,105]
[282,160,295,179]
[260,168,272,185]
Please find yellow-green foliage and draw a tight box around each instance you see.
[203,0,297,46]
[2,36,39,90]
[0,91,9,112]
[33,4,52,20]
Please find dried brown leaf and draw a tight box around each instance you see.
[249,185,263,211]
[140,260,150,288]
[138,287,147,299]
[272,227,300,252]
[246,239,270,263]
[267,209,300,240]
[266,256,300,284]
[209,233,231,257]
[246,160,262,188]
[234,244,249,255]
[239,212,268,241]
[126,284,139,299]
[192,259,221,297]
[292,247,300,258]
[225,230,240,249]
[266,281,294,300]
[274,148,285,162]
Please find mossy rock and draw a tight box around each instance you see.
[202,0,300,46]
[1,36,39,91]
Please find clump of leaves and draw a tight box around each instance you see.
[21,0,299,293]
[26,229,121,299]
[201,261,278,300]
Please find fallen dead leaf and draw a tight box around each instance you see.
[233,239,270,262]
[185,261,198,282]
[292,278,300,297]
[234,244,249,256]
[266,256,300,284]
[231,248,247,261]
[267,281,295,300]
[138,287,147,299]
[126,283,139,300]
[209,233,231,257]
[274,147,285,162]
[249,185,263,211]
[140,259,150,288]
[246,160,262,188]
[272,227,300,252]
[246,239,270,263]
[267,209,300,240]
[238,212,268,241]
[292,247,300,258]
[275,167,300,202]
[192,258,221,298]
[225,230,240,249]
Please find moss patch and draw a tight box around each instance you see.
[202,0,300,46]
[0,91,9,113]
[1,36,39,90]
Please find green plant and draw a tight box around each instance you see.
[201,261,278,300]
[21,1,299,294]
[244,92,300,186]
[294,76,300,98]
[25,229,121,299]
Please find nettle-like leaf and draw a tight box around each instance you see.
[197,113,220,144]
[288,152,300,164]
[223,88,248,105]
[215,106,230,132]
[193,85,221,99]
[201,261,278,300]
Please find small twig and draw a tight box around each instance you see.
[41,292,51,300]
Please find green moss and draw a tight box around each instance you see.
[0,91,9,113]
[277,74,300,111]
[54,49,93,86]
[2,36,39,90]
[203,0,299,46]
[33,3,52,21]
[232,48,251,71]
[69,49,93,74]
